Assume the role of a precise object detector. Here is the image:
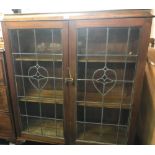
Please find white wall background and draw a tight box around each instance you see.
[0,0,155,13]
[0,0,155,38]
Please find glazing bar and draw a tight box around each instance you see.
[116,27,131,144]
[17,30,30,132]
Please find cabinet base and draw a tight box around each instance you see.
[17,133,65,144]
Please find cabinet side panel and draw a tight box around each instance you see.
[1,22,22,136]
[127,18,152,144]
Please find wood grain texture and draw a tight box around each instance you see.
[19,133,64,144]
[74,18,145,28]
[1,22,22,137]
[1,10,152,144]
[14,54,137,63]
[127,18,152,144]
[18,89,131,109]
[1,21,69,143]
[0,112,13,138]
[2,10,152,21]
[0,52,6,85]
[0,51,15,142]
[137,48,155,144]
[69,17,152,144]
[0,86,9,112]
[2,21,66,29]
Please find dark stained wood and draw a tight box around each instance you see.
[1,10,152,144]
[18,89,131,109]
[61,21,70,144]
[76,124,127,144]
[19,133,64,144]
[0,50,15,142]
[14,54,137,63]
[136,48,155,144]
[0,86,9,111]
[137,62,155,144]
[0,54,4,84]
[69,17,152,145]
[0,52,6,85]
[0,112,13,138]
[127,18,152,144]
[76,140,105,145]
[74,18,145,28]
[3,21,67,29]
[2,21,70,143]
[68,21,77,144]
[2,22,22,137]
[3,10,152,22]
[21,119,64,138]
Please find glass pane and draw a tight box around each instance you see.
[108,28,128,55]
[117,127,128,144]
[36,29,62,53]
[102,108,119,124]
[19,102,26,115]
[125,62,137,81]
[77,28,107,55]
[27,117,42,135]
[123,82,133,105]
[42,119,56,137]
[41,104,55,118]
[120,109,130,125]
[85,107,102,123]
[21,116,28,132]
[10,30,19,53]
[9,28,64,139]
[19,29,35,53]
[77,123,118,144]
[27,102,40,116]
[128,28,140,55]
[76,26,140,144]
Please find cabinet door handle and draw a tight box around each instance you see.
[65,68,74,84]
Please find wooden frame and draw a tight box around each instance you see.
[69,18,152,144]
[0,50,16,142]
[2,21,69,144]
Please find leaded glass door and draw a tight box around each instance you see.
[7,21,68,142]
[69,20,141,144]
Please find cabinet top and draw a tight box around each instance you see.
[2,9,153,21]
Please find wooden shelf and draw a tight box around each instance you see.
[78,56,137,63]
[14,55,137,63]
[22,118,63,137]
[22,117,127,144]
[77,123,127,144]
[19,89,63,104]
[77,101,130,109]
[77,84,131,109]
[19,89,131,109]
[15,55,63,62]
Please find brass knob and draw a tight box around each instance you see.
[65,68,74,84]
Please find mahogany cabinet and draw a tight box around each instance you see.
[1,10,152,144]
[0,50,15,142]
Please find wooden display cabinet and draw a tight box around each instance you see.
[1,10,152,144]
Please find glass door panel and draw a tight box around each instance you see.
[76,27,140,144]
[9,28,64,138]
